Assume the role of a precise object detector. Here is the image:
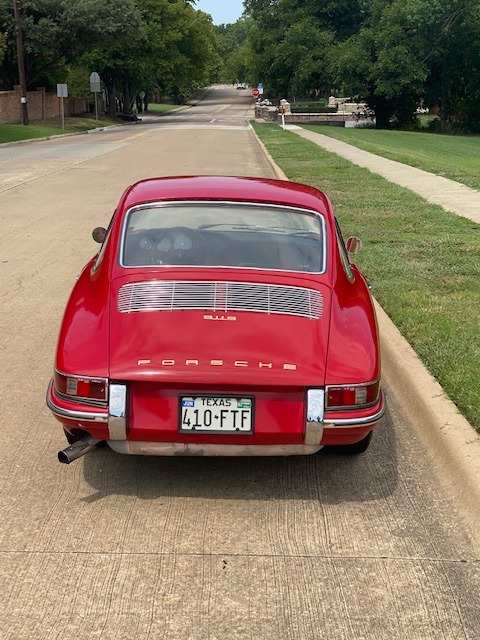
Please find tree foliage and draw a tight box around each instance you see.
[0,0,220,116]
[4,0,480,130]
[215,19,252,84]
[233,0,480,130]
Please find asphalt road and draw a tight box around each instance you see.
[0,85,479,639]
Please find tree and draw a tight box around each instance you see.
[0,0,221,118]
[331,1,428,127]
[215,19,252,84]
[155,5,221,102]
[240,0,480,130]
[418,0,477,131]
[0,0,142,91]
[242,0,360,98]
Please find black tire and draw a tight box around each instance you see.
[330,431,373,455]
[63,428,79,445]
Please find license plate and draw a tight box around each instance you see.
[179,395,254,433]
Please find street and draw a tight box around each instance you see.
[0,85,479,639]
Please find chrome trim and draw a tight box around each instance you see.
[324,392,386,428]
[305,388,325,445]
[46,381,108,423]
[107,441,322,456]
[118,280,324,320]
[108,384,128,440]
[119,200,327,275]
[305,421,324,446]
[307,388,325,422]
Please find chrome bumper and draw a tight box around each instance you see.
[323,391,387,429]
[46,380,127,439]
[107,441,322,456]
[46,381,108,423]
[47,380,386,447]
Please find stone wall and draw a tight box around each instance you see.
[255,102,357,125]
[0,86,88,124]
[254,98,377,127]
[283,113,357,124]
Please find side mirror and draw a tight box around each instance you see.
[346,236,362,255]
[92,227,107,244]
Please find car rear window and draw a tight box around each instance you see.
[121,202,326,273]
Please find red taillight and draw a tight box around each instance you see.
[54,370,107,401]
[326,380,380,410]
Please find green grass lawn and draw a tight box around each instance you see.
[147,103,182,113]
[0,106,182,144]
[302,125,480,191]
[0,116,115,144]
[253,122,480,431]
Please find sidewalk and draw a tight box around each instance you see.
[285,125,480,225]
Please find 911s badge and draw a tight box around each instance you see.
[203,314,237,321]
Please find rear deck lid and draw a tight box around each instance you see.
[109,276,332,386]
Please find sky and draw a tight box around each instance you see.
[195,0,245,25]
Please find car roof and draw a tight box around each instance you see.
[120,176,333,218]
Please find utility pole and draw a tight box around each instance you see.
[13,0,28,125]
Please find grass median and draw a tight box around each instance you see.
[0,116,115,143]
[253,122,480,431]
[0,104,182,144]
[302,125,480,191]
[147,103,183,114]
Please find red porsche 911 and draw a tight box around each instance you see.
[47,176,385,464]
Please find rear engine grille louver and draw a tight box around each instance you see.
[117,281,323,320]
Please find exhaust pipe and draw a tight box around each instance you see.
[58,434,101,464]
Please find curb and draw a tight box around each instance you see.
[250,124,288,180]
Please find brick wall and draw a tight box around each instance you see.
[0,86,88,124]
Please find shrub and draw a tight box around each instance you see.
[290,102,337,114]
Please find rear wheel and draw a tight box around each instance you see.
[63,428,79,445]
[330,431,372,455]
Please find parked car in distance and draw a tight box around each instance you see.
[47,176,385,464]
[236,82,247,89]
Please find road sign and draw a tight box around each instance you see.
[90,72,101,121]
[56,84,68,130]
[90,72,101,93]
[252,88,260,98]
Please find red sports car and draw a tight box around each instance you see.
[47,176,385,464]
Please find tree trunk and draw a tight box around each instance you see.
[374,95,391,129]
[440,76,448,133]
[104,74,117,119]
[122,82,133,115]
